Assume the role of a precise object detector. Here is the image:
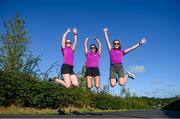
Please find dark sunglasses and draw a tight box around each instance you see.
[90,47,96,49]
[114,43,119,45]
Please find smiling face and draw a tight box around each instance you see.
[90,44,97,53]
[65,40,71,47]
[113,40,121,50]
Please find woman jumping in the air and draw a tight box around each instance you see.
[103,27,146,87]
[49,28,79,88]
[84,36,102,90]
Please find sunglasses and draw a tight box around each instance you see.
[90,47,96,49]
[66,42,71,44]
[114,43,120,45]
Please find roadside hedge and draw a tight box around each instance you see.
[0,71,179,110]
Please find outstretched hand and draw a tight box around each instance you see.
[66,28,71,33]
[72,28,77,34]
[140,38,147,44]
[85,37,89,42]
[103,27,109,32]
[94,36,100,42]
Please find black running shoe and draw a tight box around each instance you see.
[48,77,57,82]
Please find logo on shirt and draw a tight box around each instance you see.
[116,51,120,54]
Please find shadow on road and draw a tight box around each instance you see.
[162,99,180,111]
[70,111,103,116]
[161,99,180,118]
[161,110,180,118]
[70,109,180,118]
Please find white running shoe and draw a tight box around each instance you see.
[126,71,135,79]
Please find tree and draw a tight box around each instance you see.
[102,84,109,94]
[0,15,40,75]
[78,64,87,90]
[120,86,131,98]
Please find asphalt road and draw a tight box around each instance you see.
[0,109,180,118]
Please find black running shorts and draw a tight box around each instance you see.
[85,67,100,77]
[61,64,75,75]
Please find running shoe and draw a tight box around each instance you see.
[126,71,135,79]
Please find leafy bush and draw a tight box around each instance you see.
[0,71,178,110]
[0,71,91,108]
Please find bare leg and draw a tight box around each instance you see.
[70,74,79,87]
[55,74,71,88]
[118,74,128,86]
[86,76,92,89]
[94,76,100,89]
[110,79,116,87]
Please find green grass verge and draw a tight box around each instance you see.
[0,105,128,115]
[0,105,57,115]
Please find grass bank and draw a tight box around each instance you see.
[0,105,127,115]
[0,105,57,115]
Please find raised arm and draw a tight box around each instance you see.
[103,27,112,52]
[95,36,102,55]
[124,38,146,54]
[72,28,78,51]
[62,28,71,49]
[84,37,89,55]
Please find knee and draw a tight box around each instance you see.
[110,81,116,87]
[110,83,116,87]
[86,82,91,89]
[73,83,79,87]
[95,85,100,89]
[86,81,92,89]
[87,84,91,89]
[65,84,71,88]
[118,80,125,86]
[119,83,125,86]
[71,80,79,87]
